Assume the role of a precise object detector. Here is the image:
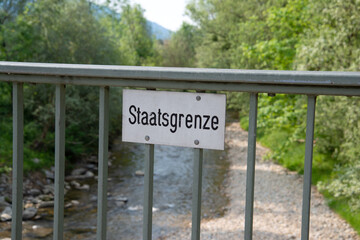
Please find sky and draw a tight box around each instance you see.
[130,0,193,32]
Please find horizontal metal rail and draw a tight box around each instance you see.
[1,61,359,240]
[0,62,360,96]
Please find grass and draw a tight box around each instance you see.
[239,115,360,235]
[326,197,360,235]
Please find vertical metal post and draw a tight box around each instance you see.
[12,82,23,240]
[301,95,316,240]
[191,148,203,240]
[143,144,155,240]
[97,87,109,240]
[244,93,258,240]
[54,84,66,240]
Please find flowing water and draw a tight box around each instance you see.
[1,139,230,239]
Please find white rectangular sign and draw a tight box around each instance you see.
[122,89,226,150]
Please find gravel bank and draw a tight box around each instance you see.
[164,122,359,239]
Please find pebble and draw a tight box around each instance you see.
[66,170,95,180]
[28,188,41,197]
[43,170,54,180]
[0,207,12,221]
[114,196,128,203]
[43,185,54,195]
[77,184,90,191]
[38,201,54,208]
[85,171,94,178]
[38,194,53,201]
[71,168,87,176]
[135,170,145,176]
[128,205,142,211]
[31,225,53,238]
[32,158,40,164]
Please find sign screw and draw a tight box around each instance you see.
[194,140,199,145]
[196,96,201,101]
[145,135,150,141]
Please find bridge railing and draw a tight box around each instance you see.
[1,61,360,240]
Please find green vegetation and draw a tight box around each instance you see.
[0,0,159,171]
[181,0,360,233]
[0,0,359,233]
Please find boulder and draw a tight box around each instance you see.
[22,207,37,220]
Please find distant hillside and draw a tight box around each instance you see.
[147,21,172,40]
[91,3,172,40]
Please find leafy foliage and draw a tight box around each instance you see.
[0,0,159,169]
[161,23,198,67]
[181,0,360,216]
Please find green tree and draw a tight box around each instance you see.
[118,3,157,65]
[186,0,360,214]
[294,0,360,211]
[161,23,197,67]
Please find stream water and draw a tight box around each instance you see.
[1,137,230,239]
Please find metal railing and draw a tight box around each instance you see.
[1,61,360,240]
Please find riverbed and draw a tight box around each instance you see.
[0,136,230,239]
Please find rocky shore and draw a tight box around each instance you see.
[164,122,359,239]
[0,156,102,239]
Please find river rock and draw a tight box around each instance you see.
[64,199,80,209]
[30,197,40,204]
[31,225,53,238]
[28,188,41,197]
[43,170,54,180]
[66,169,95,180]
[24,202,34,209]
[65,202,72,208]
[0,207,12,221]
[77,184,90,191]
[38,194,53,201]
[0,196,10,208]
[88,155,97,163]
[70,181,81,188]
[114,196,128,203]
[32,158,40,164]
[135,170,144,176]
[86,163,96,170]
[71,168,87,176]
[38,201,54,208]
[71,181,90,191]
[128,205,142,211]
[115,201,125,207]
[85,171,94,178]
[23,207,37,220]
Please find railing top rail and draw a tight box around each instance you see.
[1,61,360,87]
